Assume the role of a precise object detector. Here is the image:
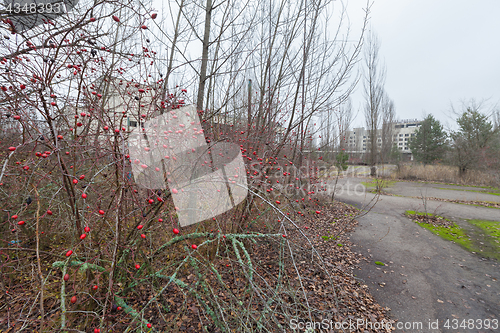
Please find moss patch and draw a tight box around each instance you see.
[467,220,500,261]
[415,221,472,248]
[361,179,396,189]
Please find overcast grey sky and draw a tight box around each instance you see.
[347,0,500,130]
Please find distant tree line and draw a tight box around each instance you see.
[409,101,500,177]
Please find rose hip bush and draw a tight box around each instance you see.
[0,0,367,331]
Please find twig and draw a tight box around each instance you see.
[60,260,68,330]
[33,185,45,326]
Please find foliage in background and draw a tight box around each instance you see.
[409,114,448,165]
[450,104,499,177]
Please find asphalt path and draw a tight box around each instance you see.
[331,177,500,333]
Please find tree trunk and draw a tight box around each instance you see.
[196,0,212,113]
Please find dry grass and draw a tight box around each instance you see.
[395,163,500,187]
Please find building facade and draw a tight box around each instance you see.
[344,119,422,160]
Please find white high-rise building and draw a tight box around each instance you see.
[344,119,422,160]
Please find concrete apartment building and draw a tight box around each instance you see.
[344,119,422,160]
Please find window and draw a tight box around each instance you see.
[411,133,415,137]
[398,142,403,146]
[405,138,408,141]
[129,120,137,127]
[399,134,403,137]
[405,134,409,137]
[399,138,403,141]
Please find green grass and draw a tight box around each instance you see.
[437,187,500,196]
[405,211,500,261]
[405,210,471,250]
[469,220,500,239]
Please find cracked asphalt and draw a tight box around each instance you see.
[332,177,500,332]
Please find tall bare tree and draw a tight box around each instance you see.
[380,93,395,163]
[363,30,386,174]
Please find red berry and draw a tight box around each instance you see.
[98,210,105,215]
[20,84,26,89]
[92,285,98,290]
[8,146,16,151]
[141,25,148,30]
[47,210,52,215]
[73,179,78,184]
[147,323,152,328]
[191,244,197,249]
[158,218,163,222]
[11,214,18,220]
[80,234,87,240]
[103,126,109,130]
[70,295,77,303]
[79,175,85,180]
[171,188,178,194]
[90,17,96,22]
[112,15,120,22]
[173,228,179,234]
[135,264,140,269]
[94,329,100,333]
[141,234,146,239]
[137,225,143,230]
[117,307,122,311]
[84,226,90,232]
[275,200,281,204]
[82,193,87,199]
[64,273,69,281]
[282,234,286,238]
[151,13,157,19]
[66,250,73,257]
[148,199,154,204]
[316,210,321,214]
